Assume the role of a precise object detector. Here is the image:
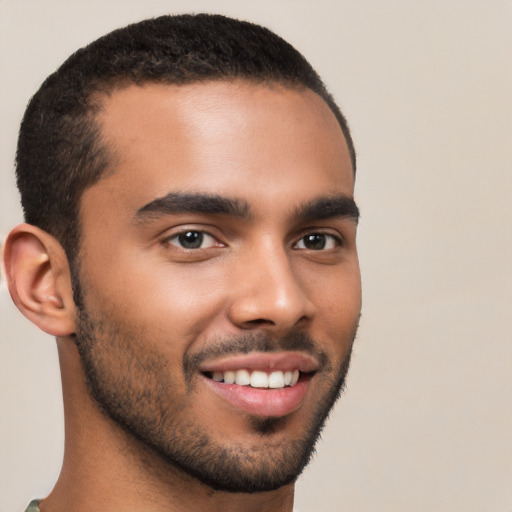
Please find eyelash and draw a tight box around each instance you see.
[293,232,342,251]
[162,229,342,251]
[164,230,223,250]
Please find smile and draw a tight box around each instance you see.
[206,369,300,389]
[198,352,318,417]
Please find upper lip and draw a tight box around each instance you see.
[198,351,319,374]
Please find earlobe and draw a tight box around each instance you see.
[2,223,76,336]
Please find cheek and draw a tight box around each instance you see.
[83,251,232,346]
[308,264,361,351]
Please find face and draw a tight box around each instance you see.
[74,81,361,492]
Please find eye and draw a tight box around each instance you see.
[294,233,339,251]
[166,230,219,249]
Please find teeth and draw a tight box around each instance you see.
[235,369,251,386]
[210,369,301,389]
[250,371,268,388]
[268,370,285,389]
[223,370,236,384]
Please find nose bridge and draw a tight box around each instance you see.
[228,237,315,329]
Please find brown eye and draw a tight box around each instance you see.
[294,233,338,250]
[167,230,217,249]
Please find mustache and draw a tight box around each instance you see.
[183,330,331,377]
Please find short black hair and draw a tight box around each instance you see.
[16,13,356,266]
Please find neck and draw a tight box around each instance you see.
[41,338,294,512]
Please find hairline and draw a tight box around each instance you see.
[69,76,355,306]
[88,75,355,183]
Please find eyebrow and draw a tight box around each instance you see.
[292,195,360,224]
[135,192,251,221]
[134,192,359,225]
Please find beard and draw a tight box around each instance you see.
[73,301,355,493]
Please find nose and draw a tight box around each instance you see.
[227,242,316,332]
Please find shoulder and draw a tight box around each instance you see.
[24,500,40,512]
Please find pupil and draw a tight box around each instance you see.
[305,234,325,250]
[179,231,203,249]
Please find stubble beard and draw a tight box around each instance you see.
[73,301,356,493]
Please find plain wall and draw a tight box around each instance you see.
[1,1,511,511]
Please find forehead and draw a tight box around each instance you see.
[86,81,354,216]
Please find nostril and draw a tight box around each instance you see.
[295,315,309,326]
[227,277,315,331]
[244,318,275,327]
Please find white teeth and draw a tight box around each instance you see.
[210,369,301,388]
[234,369,251,386]
[250,371,268,388]
[268,370,285,388]
[223,370,236,384]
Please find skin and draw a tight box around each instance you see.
[4,81,361,512]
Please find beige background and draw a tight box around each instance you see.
[1,1,511,511]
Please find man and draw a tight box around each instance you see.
[3,13,361,512]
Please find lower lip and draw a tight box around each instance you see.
[203,376,311,418]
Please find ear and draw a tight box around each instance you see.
[2,223,76,336]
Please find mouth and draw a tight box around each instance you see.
[198,352,318,417]
[203,368,303,388]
